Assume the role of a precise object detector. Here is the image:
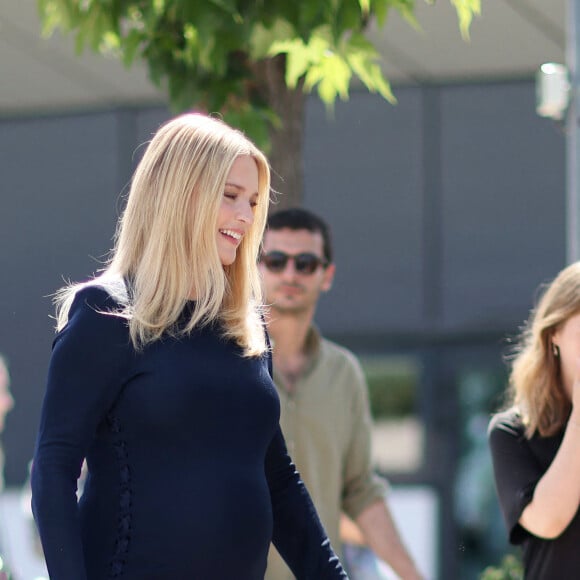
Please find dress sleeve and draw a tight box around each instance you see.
[265,425,348,579]
[31,285,131,580]
[488,410,542,545]
[341,356,387,519]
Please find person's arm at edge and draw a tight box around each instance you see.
[519,370,580,538]
[355,499,423,580]
[340,513,365,545]
[340,353,422,579]
[517,359,580,539]
[265,426,348,579]
[31,286,130,579]
[263,345,347,579]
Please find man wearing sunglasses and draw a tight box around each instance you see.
[261,208,422,580]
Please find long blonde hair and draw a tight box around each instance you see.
[509,262,580,437]
[55,113,270,356]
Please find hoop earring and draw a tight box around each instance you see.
[552,343,560,358]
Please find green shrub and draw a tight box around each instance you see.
[479,554,523,580]
[359,356,418,419]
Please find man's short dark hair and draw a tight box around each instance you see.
[266,208,333,264]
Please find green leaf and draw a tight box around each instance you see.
[208,0,238,16]
[399,7,420,31]
[296,1,325,34]
[85,6,110,53]
[249,19,295,60]
[336,0,365,35]
[122,29,143,67]
[153,0,166,15]
[344,31,378,57]
[282,41,313,88]
[450,0,481,40]
[364,62,396,102]
[322,53,352,101]
[37,0,61,37]
[73,29,85,54]
[358,0,371,16]
[371,0,391,27]
[102,30,121,52]
[344,33,396,102]
[58,0,78,28]
[276,30,334,88]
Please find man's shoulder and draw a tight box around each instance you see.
[316,336,366,388]
[318,336,361,367]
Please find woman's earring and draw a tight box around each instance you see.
[552,343,560,358]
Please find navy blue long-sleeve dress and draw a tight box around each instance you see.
[31,285,346,580]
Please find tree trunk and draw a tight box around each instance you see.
[253,55,306,210]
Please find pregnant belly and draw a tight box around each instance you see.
[127,468,273,578]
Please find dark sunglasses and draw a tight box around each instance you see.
[260,251,328,275]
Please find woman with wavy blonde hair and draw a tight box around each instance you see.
[31,113,347,580]
[489,261,580,579]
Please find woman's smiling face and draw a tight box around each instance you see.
[216,156,259,266]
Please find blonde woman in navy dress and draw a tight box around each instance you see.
[31,113,347,580]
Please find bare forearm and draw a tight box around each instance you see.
[339,513,366,546]
[355,500,423,580]
[521,413,580,538]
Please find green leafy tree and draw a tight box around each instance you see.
[38,0,480,206]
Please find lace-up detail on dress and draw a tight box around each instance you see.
[107,414,132,577]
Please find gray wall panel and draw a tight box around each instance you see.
[136,109,171,145]
[304,89,425,335]
[439,82,566,333]
[0,112,122,483]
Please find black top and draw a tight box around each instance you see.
[488,408,580,579]
[31,285,346,580]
